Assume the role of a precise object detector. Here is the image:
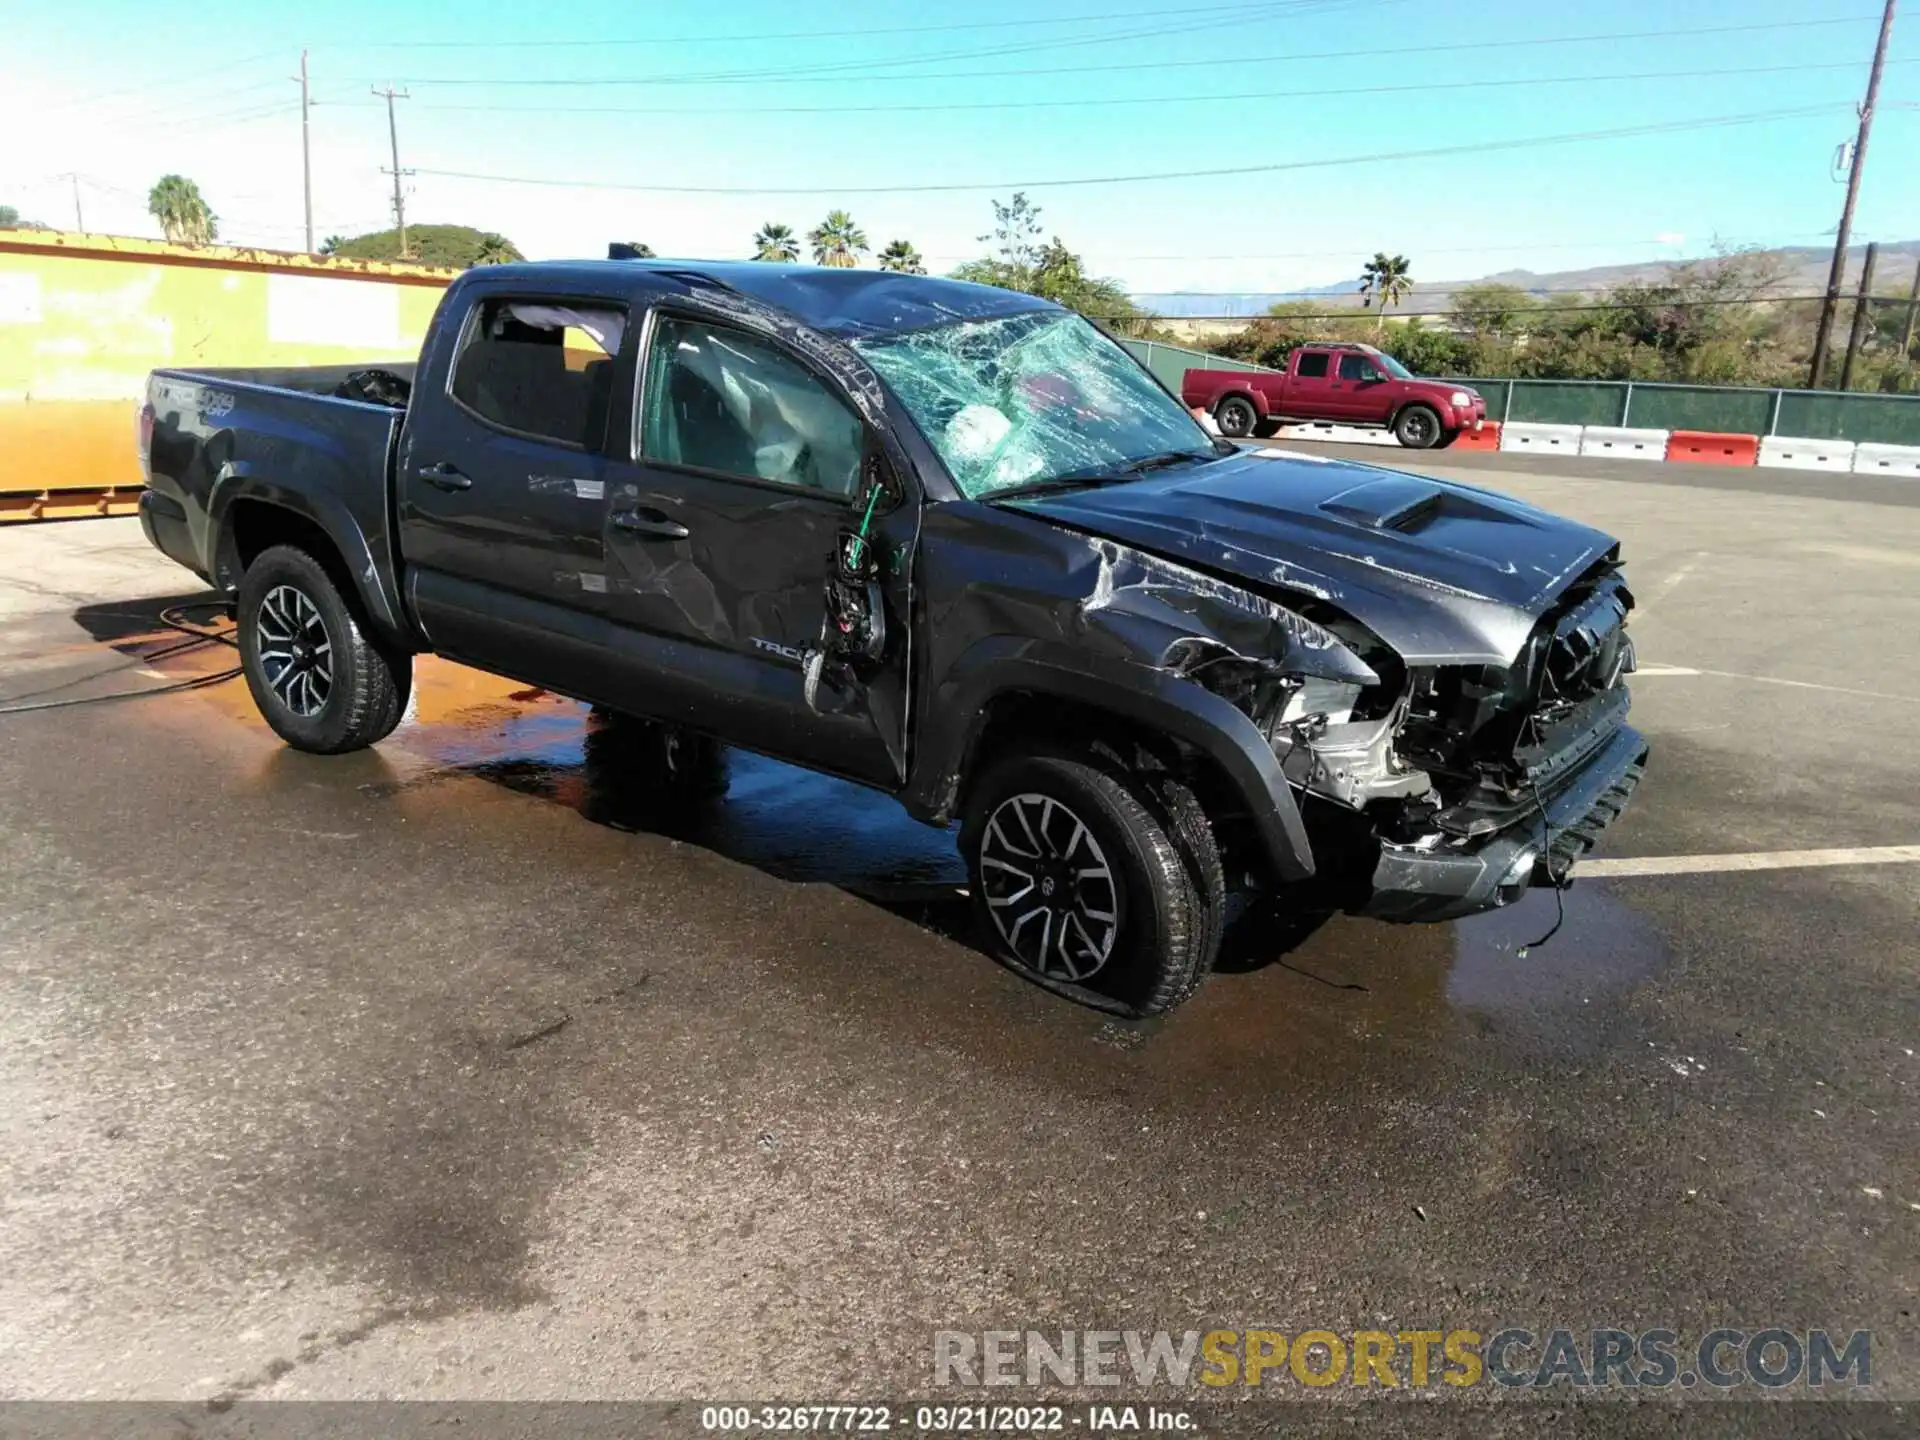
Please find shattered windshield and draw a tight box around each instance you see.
[854,311,1215,499]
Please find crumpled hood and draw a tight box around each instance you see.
[1002,447,1618,666]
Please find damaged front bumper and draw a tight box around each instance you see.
[1359,723,1649,923]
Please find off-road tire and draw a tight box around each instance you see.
[1142,774,1227,1008]
[238,544,410,754]
[1394,404,1443,449]
[1214,395,1259,440]
[961,748,1218,1016]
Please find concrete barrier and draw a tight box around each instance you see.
[1850,442,1920,478]
[1667,430,1760,466]
[1757,436,1857,472]
[1499,422,1583,455]
[1579,425,1669,460]
[1270,421,1400,447]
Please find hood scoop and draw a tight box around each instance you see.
[1319,475,1446,532]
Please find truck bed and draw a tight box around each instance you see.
[141,364,412,615]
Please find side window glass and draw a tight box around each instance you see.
[1338,354,1370,381]
[640,315,863,497]
[1294,352,1330,379]
[449,299,626,448]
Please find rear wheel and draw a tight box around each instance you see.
[238,544,410,754]
[1214,395,1258,439]
[1394,404,1443,449]
[961,748,1222,1016]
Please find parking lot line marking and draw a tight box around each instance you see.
[1631,666,1916,703]
[1586,845,1920,878]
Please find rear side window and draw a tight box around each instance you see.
[640,315,863,496]
[1294,352,1330,379]
[449,298,627,448]
[1338,354,1371,381]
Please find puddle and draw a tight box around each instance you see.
[1449,882,1673,1014]
[394,662,966,907]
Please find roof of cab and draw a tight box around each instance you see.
[461,258,1061,339]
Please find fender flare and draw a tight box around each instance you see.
[206,466,416,651]
[906,637,1315,881]
[1212,387,1267,419]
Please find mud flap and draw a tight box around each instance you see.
[802,452,915,784]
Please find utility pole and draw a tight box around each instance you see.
[1839,241,1879,391]
[296,50,314,253]
[1808,0,1898,388]
[372,84,411,259]
[68,173,83,232]
[1902,254,1920,356]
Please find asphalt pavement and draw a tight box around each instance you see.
[0,452,1915,1433]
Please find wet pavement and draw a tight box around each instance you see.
[1,471,1917,1429]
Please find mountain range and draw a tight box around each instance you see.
[1132,242,1920,319]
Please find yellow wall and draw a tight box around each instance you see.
[0,232,457,501]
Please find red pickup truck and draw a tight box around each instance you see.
[1182,343,1486,449]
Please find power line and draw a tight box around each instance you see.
[336,2,1350,94]
[311,55,1916,120]
[349,14,1880,88]
[310,0,1358,49]
[407,103,1849,196]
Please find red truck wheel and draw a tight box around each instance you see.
[1213,395,1258,439]
[1394,405,1444,449]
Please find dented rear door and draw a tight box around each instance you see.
[398,289,624,684]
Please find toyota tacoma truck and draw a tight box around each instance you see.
[1182,343,1486,447]
[137,258,1644,1016]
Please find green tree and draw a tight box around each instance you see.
[318,234,345,255]
[474,232,521,265]
[878,239,925,274]
[808,210,868,268]
[1448,282,1537,339]
[752,223,799,262]
[622,241,657,258]
[148,175,217,246]
[1358,252,1412,330]
[327,225,523,267]
[980,191,1045,272]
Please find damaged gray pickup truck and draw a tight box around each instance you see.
[138,258,1646,1015]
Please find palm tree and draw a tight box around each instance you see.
[148,174,217,246]
[1358,252,1413,330]
[474,233,523,265]
[878,240,925,275]
[808,210,868,268]
[752,223,799,262]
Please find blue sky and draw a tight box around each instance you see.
[2,0,1915,298]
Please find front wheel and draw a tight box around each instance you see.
[961,749,1220,1016]
[1394,405,1443,449]
[238,544,410,753]
[1213,395,1258,439]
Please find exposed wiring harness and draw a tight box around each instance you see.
[1515,711,1566,957]
[0,597,241,717]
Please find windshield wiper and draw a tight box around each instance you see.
[987,449,1220,501]
[1116,448,1219,475]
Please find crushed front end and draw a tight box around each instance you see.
[1249,556,1648,921]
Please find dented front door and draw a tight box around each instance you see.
[594,311,913,788]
